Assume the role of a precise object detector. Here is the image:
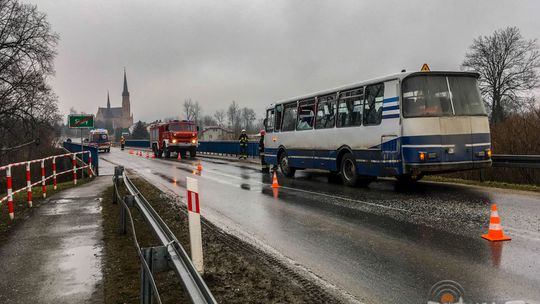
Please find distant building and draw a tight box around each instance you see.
[95,69,134,129]
[199,126,234,141]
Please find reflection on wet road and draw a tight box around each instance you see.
[102,149,540,304]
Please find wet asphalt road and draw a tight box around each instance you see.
[102,148,540,304]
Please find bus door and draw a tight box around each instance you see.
[381,134,399,175]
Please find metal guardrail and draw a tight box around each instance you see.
[113,166,217,304]
[198,141,259,158]
[491,154,540,169]
[63,141,99,175]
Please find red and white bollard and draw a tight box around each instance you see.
[41,159,46,198]
[72,153,77,185]
[52,157,57,190]
[88,152,93,177]
[26,162,33,207]
[186,176,204,274]
[6,165,14,220]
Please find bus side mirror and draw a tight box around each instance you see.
[263,118,268,129]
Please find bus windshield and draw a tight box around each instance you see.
[402,75,487,117]
[170,124,195,132]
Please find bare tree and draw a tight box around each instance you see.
[0,0,60,163]
[213,109,226,126]
[182,98,202,124]
[200,115,217,129]
[240,107,256,132]
[227,101,241,135]
[462,26,540,123]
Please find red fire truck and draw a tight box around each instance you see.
[149,120,199,158]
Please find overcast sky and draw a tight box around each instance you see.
[24,0,540,122]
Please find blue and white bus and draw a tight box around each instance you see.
[263,71,492,186]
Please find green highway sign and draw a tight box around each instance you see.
[68,114,95,128]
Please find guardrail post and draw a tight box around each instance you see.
[26,162,32,208]
[72,153,77,185]
[113,166,124,204]
[41,159,46,198]
[88,152,93,177]
[52,157,57,190]
[141,247,153,304]
[119,194,134,234]
[7,166,14,220]
[140,246,169,304]
[186,176,204,274]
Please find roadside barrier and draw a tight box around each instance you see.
[481,204,511,242]
[186,177,204,273]
[113,166,216,304]
[0,151,92,220]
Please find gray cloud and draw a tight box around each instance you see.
[25,0,540,122]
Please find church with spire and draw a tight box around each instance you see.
[95,69,134,129]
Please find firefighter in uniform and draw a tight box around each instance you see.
[120,135,126,150]
[259,130,270,172]
[238,129,248,159]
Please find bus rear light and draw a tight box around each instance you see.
[418,152,426,162]
[486,148,492,158]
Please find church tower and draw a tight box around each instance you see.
[122,68,130,117]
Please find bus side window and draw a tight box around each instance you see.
[274,105,283,132]
[315,94,336,129]
[281,102,298,132]
[297,99,315,131]
[364,83,384,125]
[338,87,363,128]
[266,109,274,132]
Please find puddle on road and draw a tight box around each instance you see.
[153,172,188,187]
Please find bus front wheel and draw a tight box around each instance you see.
[279,152,295,177]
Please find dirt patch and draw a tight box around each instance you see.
[101,177,342,304]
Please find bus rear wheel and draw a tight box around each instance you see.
[340,153,359,187]
[279,152,295,177]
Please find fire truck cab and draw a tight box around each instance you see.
[149,120,199,158]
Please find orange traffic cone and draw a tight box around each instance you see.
[271,171,280,188]
[177,153,182,160]
[146,151,149,158]
[197,160,202,172]
[151,153,155,159]
[481,204,511,241]
[129,148,133,155]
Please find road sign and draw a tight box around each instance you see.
[68,114,95,129]
[420,63,431,72]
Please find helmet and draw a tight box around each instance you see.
[241,129,246,133]
[260,130,266,136]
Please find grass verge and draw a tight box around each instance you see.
[0,177,93,244]
[101,177,341,304]
[424,175,540,192]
